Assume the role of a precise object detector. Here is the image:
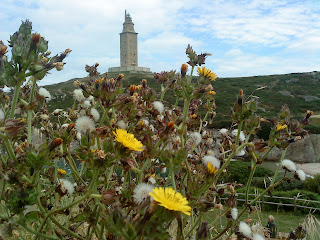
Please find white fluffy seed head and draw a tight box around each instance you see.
[282,159,296,172]
[239,221,252,237]
[253,233,265,240]
[117,120,127,129]
[59,179,75,195]
[153,101,164,114]
[73,89,85,102]
[219,128,228,136]
[188,132,202,146]
[82,100,91,109]
[39,88,51,102]
[75,116,95,134]
[296,169,306,181]
[202,155,220,169]
[231,208,238,220]
[232,129,246,142]
[133,183,154,204]
[90,108,100,122]
[40,114,49,120]
[236,149,246,157]
[0,109,4,121]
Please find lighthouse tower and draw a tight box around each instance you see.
[120,11,138,67]
[108,11,151,74]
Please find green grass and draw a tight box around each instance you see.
[205,209,317,233]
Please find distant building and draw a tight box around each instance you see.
[108,11,151,74]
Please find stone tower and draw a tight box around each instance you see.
[120,11,138,67]
[108,11,151,74]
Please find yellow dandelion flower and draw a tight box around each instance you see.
[113,128,144,151]
[57,169,67,175]
[189,113,197,119]
[207,162,218,174]
[149,187,191,216]
[208,90,216,95]
[276,123,287,131]
[197,67,217,81]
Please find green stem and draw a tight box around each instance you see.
[235,121,243,146]
[28,76,37,144]
[198,109,209,133]
[245,152,258,204]
[9,80,22,118]
[20,223,59,240]
[270,148,287,186]
[169,159,176,191]
[0,133,17,163]
[184,212,204,239]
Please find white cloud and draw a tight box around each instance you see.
[0,0,320,85]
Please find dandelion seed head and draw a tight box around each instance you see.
[219,128,228,136]
[117,120,127,129]
[0,109,4,121]
[90,108,100,122]
[82,100,91,108]
[253,233,265,240]
[59,179,75,195]
[153,101,164,114]
[202,155,220,169]
[133,183,154,204]
[188,132,202,146]
[282,159,296,172]
[75,116,95,134]
[231,208,238,220]
[39,88,51,102]
[296,169,306,181]
[239,221,252,237]
[73,89,84,102]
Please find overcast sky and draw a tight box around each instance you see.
[1,0,320,85]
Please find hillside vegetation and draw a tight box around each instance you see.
[46,71,320,132]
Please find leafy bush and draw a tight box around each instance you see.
[224,161,273,184]
[236,187,320,213]
[251,176,305,191]
[304,174,320,194]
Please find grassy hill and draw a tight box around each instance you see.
[45,71,320,133]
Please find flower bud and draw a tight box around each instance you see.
[31,33,41,46]
[181,63,188,77]
[49,138,63,151]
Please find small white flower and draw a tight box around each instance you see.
[239,221,252,237]
[0,109,4,121]
[87,95,94,102]
[253,233,265,240]
[39,88,51,102]
[133,183,154,204]
[82,100,91,108]
[231,208,238,220]
[282,159,296,172]
[188,132,202,146]
[296,169,306,181]
[73,89,85,101]
[117,120,127,129]
[59,179,75,195]
[161,167,167,173]
[40,114,49,120]
[75,116,95,134]
[202,155,220,169]
[141,119,149,126]
[153,101,164,114]
[219,128,228,136]
[90,108,100,122]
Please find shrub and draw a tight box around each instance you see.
[224,161,273,184]
[304,173,320,194]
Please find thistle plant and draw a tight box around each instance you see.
[0,21,311,240]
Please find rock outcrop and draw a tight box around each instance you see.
[263,134,320,163]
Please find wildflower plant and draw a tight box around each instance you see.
[0,21,312,239]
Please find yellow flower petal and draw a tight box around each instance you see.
[113,129,144,152]
[149,187,191,216]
